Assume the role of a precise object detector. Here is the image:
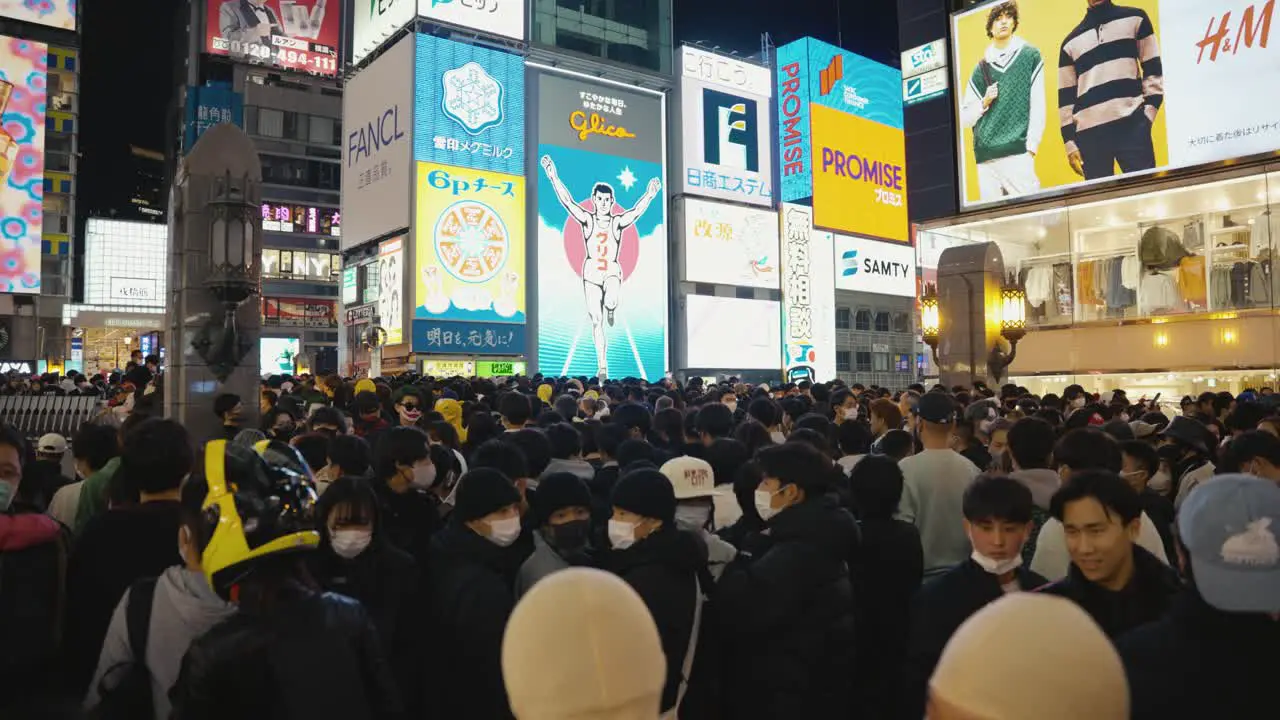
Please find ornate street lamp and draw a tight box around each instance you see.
[920,282,941,365]
[191,172,258,381]
[989,274,1028,382]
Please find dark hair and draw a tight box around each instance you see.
[393,386,424,406]
[0,424,26,469]
[1219,430,1280,473]
[1120,440,1158,478]
[290,433,329,473]
[72,422,119,471]
[748,398,779,428]
[372,426,430,480]
[499,392,532,426]
[536,410,566,428]
[1008,417,1055,470]
[470,439,530,481]
[963,473,1033,524]
[698,402,734,439]
[1055,428,1122,473]
[507,428,552,477]
[849,454,903,519]
[756,442,830,492]
[554,395,579,422]
[705,437,749,488]
[315,476,380,543]
[616,439,656,469]
[214,393,241,419]
[1049,469,1142,525]
[180,475,214,553]
[328,434,371,477]
[427,420,460,450]
[877,429,914,460]
[545,422,582,460]
[985,0,1019,38]
[830,389,853,410]
[787,427,833,458]
[654,408,684,446]
[591,182,614,197]
[1101,419,1135,442]
[122,419,193,495]
[464,410,502,451]
[734,420,773,455]
[612,403,653,435]
[594,422,629,459]
[837,420,872,456]
[309,406,348,434]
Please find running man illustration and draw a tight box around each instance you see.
[960,1,1046,201]
[541,154,662,380]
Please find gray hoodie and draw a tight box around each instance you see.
[85,566,237,720]
[1008,468,1061,510]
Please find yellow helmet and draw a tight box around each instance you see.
[201,438,321,599]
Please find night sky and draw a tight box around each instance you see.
[76,0,899,217]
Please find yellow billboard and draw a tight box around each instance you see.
[414,161,526,325]
[811,104,909,243]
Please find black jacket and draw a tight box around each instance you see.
[851,517,922,719]
[63,500,183,691]
[0,514,67,709]
[1138,488,1177,562]
[1117,590,1280,720]
[170,584,403,720]
[605,527,708,714]
[1037,545,1180,638]
[18,459,73,512]
[374,482,442,569]
[901,560,1048,720]
[425,522,533,720]
[310,540,421,707]
[715,496,858,719]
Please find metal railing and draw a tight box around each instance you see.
[0,396,104,440]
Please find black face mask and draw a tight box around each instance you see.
[547,519,590,553]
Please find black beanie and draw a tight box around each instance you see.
[610,469,676,525]
[532,472,591,526]
[454,468,522,522]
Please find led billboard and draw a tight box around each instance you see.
[342,33,413,250]
[535,71,667,380]
[260,337,300,376]
[685,295,781,370]
[682,198,778,289]
[833,234,916,297]
[417,0,524,41]
[0,36,45,295]
[205,0,339,77]
[0,0,74,31]
[779,204,835,382]
[415,34,524,176]
[84,220,167,307]
[352,0,415,67]
[680,46,773,206]
[379,235,405,345]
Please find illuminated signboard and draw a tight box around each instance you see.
[261,202,340,236]
[205,0,339,77]
[777,37,907,244]
[84,220,167,307]
[260,337,301,376]
[261,249,339,280]
[379,235,406,346]
[353,0,415,67]
[679,46,773,206]
[0,36,45,295]
[263,298,337,327]
[415,34,524,176]
[685,295,781,370]
[0,1,74,30]
[423,360,475,377]
[414,162,525,328]
[779,204,835,382]
[417,0,524,41]
[681,198,779,289]
[342,266,359,304]
[833,233,917,297]
[476,360,525,377]
[535,70,668,380]
[363,263,380,304]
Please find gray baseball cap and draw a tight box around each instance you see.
[1178,474,1280,613]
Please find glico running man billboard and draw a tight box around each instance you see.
[953,0,1280,209]
[535,71,667,380]
[0,36,46,295]
[206,0,339,77]
[777,37,907,244]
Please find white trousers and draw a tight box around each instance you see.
[977,153,1041,201]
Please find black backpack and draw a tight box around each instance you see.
[90,577,158,720]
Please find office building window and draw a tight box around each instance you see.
[895,354,911,372]
[874,311,891,333]
[836,350,851,372]
[836,307,851,330]
[309,116,335,145]
[893,312,910,333]
[258,108,284,138]
[873,352,890,372]
[855,351,872,372]
[855,309,872,331]
[736,286,754,299]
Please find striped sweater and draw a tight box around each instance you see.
[1057,0,1163,155]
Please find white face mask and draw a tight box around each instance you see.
[971,549,1023,576]
[674,504,713,533]
[485,516,522,547]
[755,488,783,522]
[331,529,373,559]
[410,462,437,490]
[724,401,737,413]
[844,407,859,420]
[608,519,638,550]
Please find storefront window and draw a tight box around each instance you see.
[919,169,1280,329]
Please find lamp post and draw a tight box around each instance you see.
[920,283,941,366]
[190,172,258,382]
[989,274,1028,382]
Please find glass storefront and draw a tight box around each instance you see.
[917,163,1280,390]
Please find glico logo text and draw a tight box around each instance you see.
[820,147,904,207]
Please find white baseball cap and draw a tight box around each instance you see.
[37,433,67,455]
[660,456,715,500]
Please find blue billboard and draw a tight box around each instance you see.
[414,34,524,176]
[184,83,244,152]
[776,41,813,203]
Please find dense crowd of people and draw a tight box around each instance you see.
[0,367,1277,718]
